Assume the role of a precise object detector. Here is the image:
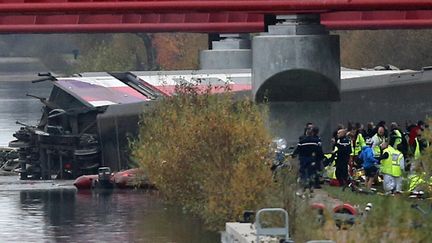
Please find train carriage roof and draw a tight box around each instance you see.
[69,67,432,107]
[55,76,149,107]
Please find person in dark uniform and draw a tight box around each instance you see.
[299,122,314,141]
[365,122,375,140]
[335,129,352,187]
[294,127,324,193]
[311,126,324,188]
[332,123,344,149]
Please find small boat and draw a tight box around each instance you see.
[73,167,150,190]
[112,168,142,188]
[93,167,114,189]
[73,174,98,190]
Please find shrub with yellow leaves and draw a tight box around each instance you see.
[131,83,274,230]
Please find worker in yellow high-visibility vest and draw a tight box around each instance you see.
[350,123,366,171]
[380,143,405,194]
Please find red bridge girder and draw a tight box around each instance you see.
[0,0,431,13]
[322,10,432,30]
[0,11,431,33]
[0,1,430,32]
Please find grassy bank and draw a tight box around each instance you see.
[321,185,432,242]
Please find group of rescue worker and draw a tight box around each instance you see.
[292,120,430,195]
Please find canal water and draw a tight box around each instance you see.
[0,81,218,242]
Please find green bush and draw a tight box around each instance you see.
[131,84,274,230]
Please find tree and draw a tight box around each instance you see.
[74,34,149,72]
[131,85,274,229]
[152,33,207,70]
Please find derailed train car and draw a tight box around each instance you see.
[9,73,150,179]
[9,71,251,180]
[10,67,432,179]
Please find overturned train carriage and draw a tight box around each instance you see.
[11,66,429,179]
[9,71,251,180]
[9,74,150,179]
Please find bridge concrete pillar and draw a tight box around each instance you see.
[199,34,251,69]
[252,14,340,150]
[252,14,340,102]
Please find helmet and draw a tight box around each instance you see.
[273,137,287,150]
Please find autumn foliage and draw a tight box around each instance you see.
[131,84,274,229]
[152,33,208,70]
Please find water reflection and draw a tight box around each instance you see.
[11,189,218,242]
[0,81,218,242]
